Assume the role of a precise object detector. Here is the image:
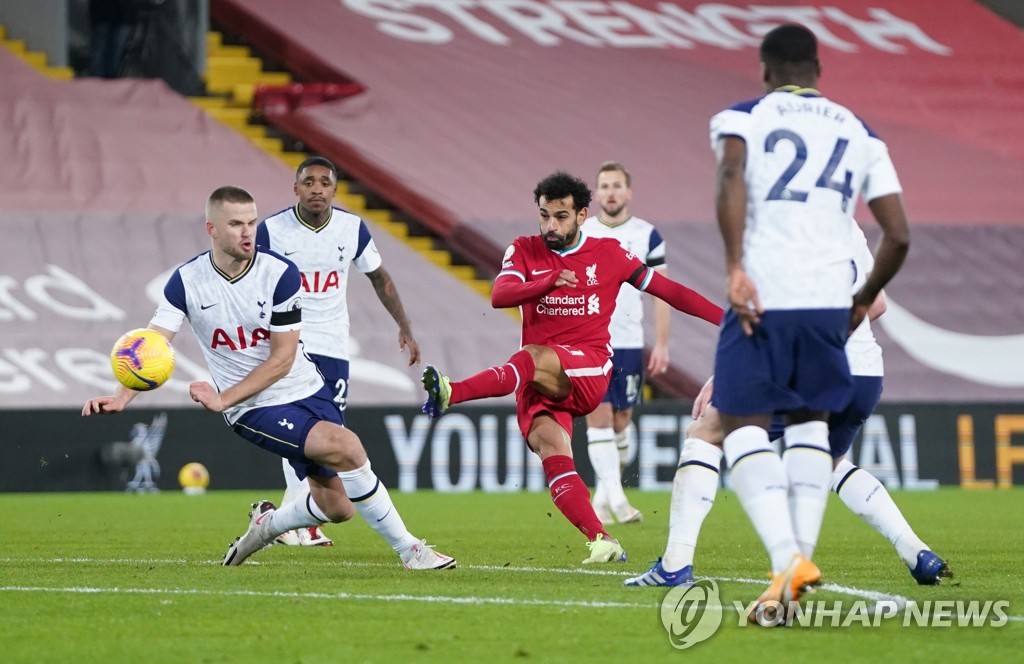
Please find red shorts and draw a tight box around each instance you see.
[516,344,612,441]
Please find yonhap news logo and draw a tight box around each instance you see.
[659,580,723,649]
[660,586,1010,642]
[741,599,1011,628]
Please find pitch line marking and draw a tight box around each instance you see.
[0,585,653,610]
[5,557,1015,621]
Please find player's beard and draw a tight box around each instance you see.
[601,203,625,218]
[544,225,579,250]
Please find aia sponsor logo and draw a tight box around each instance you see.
[211,325,269,351]
[301,271,341,293]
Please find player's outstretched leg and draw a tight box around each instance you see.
[339,460,456,570]
[421,365,452,419]
[831,458,952,585]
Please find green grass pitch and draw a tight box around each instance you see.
[2,488,1020,662]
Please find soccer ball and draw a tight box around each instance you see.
[110,328,175,391]
[178,462,210,495]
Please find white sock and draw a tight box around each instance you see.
[339,461,418,559]
[663,438,723,571]
[280,458,305,513]
[783,421,833,559]
[588,427,629,513]
[266,492,328,536]
[587,427,614,504]
[832,458,928,567]
[615,428,631,467]
[724,426,799,574]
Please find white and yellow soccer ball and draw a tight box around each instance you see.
[110,328,176,391]
[178,462,210,494]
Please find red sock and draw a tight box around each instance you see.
[542,455,608,541]
[450,349,535,405]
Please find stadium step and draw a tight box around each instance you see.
[198,27,494,306]
[0,26,75,80]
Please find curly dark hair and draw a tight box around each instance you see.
[533,171,592,212]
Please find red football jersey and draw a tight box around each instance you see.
[496,234,653,357]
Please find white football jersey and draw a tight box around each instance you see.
[257,205,383,360]
[846,221,883,377]
[710,87,902,309]
[582,216,666,348]
[150,247,324,425]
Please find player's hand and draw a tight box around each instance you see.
[554,270,577,289]
[726,268,762,335]
[82,395,128,416]
[849,302,870,335]
[647,343,669,375]
[189,381,225,413]
[849,288,874,334]
[692,375,714,420]
[399,330,421,366]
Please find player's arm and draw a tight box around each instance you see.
[191,328,298,413]
[490,241,577,308]
[491,270,576,308]
[852,195,909,331]
[648,265,671,374]
[636,269,723,326]
[366,265,420,365]
[868,289,887,321]
[82,325,177,416]
[715,135,761,334]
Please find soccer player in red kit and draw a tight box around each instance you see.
[421,171,723,563]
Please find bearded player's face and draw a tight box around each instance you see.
[538,195,586,250]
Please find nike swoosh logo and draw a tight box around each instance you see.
[878,299,1024,387]
[376,507,392,522]
[531,269,552,276]
[200,303,217,310]
[284,250,299,256]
